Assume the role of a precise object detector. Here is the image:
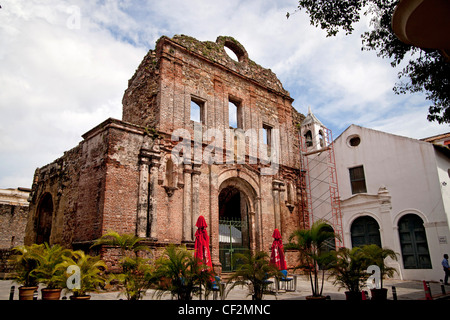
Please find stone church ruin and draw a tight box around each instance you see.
[24,35,308,273]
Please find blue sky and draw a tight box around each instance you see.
[0,0,448,188]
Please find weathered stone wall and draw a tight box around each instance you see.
[0,204,29,249]
[25,35,307,273]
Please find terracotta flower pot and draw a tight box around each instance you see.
[305,295,327,300]
[370,288,388,301]
[345,291,363,301]
[41,288,62,300]
[70,295,91,300]
[18,286,38,300]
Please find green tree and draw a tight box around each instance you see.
[360,244,398,289]
[328,246,370,294]
[226,250,280,301]
[289,0,450,124]
[91,231,149,257]
[110,256,154,300]
[285,220,336,298]
[31,243,72,289]
[60,250,107,298]
[153,245,212,300]
[9,243,44,287]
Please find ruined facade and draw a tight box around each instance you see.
[25,35,306,272]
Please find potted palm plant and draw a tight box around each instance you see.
[32,243,72,300]
[153,245,212,300]
[286,220,336,300]
[110,255,154,300]
[328,246,369,301]
[360,244,398,301]
[226,250,280,301]
[9,244,44,300]
[60,250,107,300]
[91,231,149,257]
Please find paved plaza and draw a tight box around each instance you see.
[1,275,449,301]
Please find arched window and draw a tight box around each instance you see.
[351,216,382,247]
[319,130,325,148]
[398,214,432,269]
[304,130,313,147]
[165,157,174,187]
[36,193,53,244]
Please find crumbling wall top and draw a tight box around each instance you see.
[163,34,291,99]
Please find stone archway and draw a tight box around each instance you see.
[35,193,53,244]
[217,176,257,272]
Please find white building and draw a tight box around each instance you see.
[333,124,450,282]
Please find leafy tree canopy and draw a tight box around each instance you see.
[289,0,450,124]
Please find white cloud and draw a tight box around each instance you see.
[0,0,448,188]
[0,0,146,188]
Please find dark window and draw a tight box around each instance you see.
[351,216,382,247]
[36,193,53,244]
[319,130,325,148]
[304,130,313,147]
[349,136,361,147]
[398,214,432,269]
[262,124,273,157]
[349,166,367,194]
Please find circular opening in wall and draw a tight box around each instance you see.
[224,46,240,62]
[223,40,246,63]
[348,135,361,147]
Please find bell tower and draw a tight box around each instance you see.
[300,106,328,152]
[299,106,344,248]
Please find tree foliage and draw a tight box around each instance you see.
[291,0,450,124]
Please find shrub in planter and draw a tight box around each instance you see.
[226,250,280,301]
[32,243,72,300]
[60,250,107,300]
[111,256,154,300]
[285,220,336,299]
[9,244,44,300]
[360,244,398,301]
[153,245,213,301]
[328,247,370,301]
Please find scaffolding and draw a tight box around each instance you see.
[300,127,344,248]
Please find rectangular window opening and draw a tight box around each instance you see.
[190,98,205,124]
[349,165,367,194]
[229,99,242,129]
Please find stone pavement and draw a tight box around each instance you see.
[1,275,449,300]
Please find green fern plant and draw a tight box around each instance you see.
[110,256,154,300]
[61,250,107,297]
[91,230,149,257]
[226,250,280,301]
[153,245,212,300]
[328,246,370,294]
[9,243,44,287]
[285,220,336,298]
[31,243,72,289]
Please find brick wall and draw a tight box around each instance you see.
[25,35,307,273]
[0,203,29,249]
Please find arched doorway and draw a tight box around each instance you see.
[35,193,53,244]
[351,216,382,247]
[218,178,255,272]
[398,214,432,269]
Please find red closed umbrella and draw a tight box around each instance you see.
[270,228,287,270]
[194,215,213,270]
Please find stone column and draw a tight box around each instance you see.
[272,179,284,230]
[191,163,202,238]
[182,163,193,242]
[136,155,150,238]
[137,146,160,239]
[148,156,160,239]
